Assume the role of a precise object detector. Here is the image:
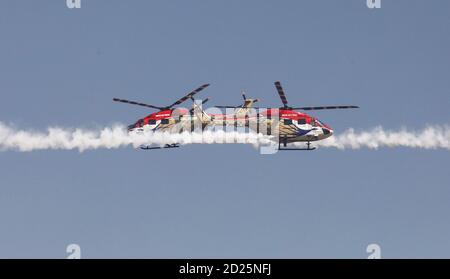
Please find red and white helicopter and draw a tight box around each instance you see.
[113,81,358,150]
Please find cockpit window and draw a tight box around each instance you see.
[297,118,306,125]
[315,119,327,127]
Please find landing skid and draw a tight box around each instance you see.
[278,140,316,151]
[140,143,180,150]
[278,146,316,151]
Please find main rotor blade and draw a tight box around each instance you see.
[292,105,359,111]
[201,97,210,105]
[274,81,289,108]
[215,106,261,109]
[112,98,163,110]
[189,98,210,113]
[214,105,241,108]
[168,83,210,108]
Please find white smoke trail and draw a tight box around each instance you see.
[0,122,449,152]
[0,122,272,152]
[315,125,450,150]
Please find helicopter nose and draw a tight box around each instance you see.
[322,128,333,136]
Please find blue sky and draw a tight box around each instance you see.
[0,0,449,258]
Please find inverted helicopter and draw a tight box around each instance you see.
[113,81,358,150]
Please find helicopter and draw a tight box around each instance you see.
[113,81,358,150]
